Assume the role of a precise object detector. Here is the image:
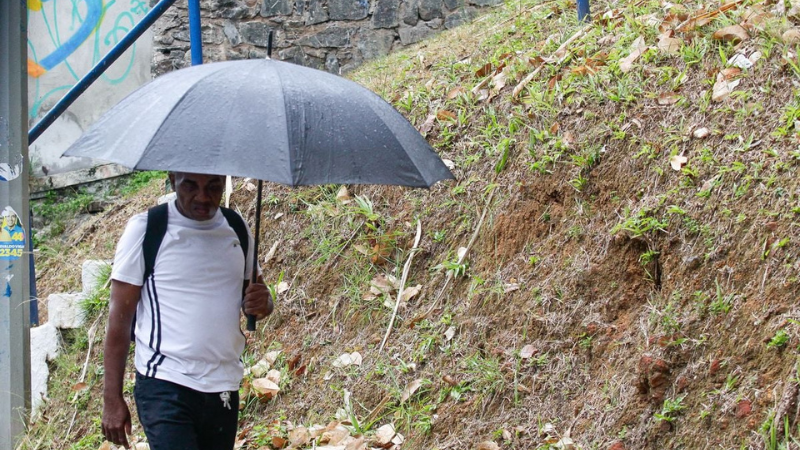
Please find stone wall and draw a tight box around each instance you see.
[152,0,502,75]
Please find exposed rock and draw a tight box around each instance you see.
[444,0,463,10]
[240,21,275,46]
[223,20,242,45]
[202,24,226,44]
[372,0,401,28]
[329,0,369,20]
[30,323,61,416]
[419,0,444,20]
[297,27,351,47]
[302,0,329,25]
[326,53,341,73]
[399,22,435,45]
[401,0,420,25]
[358,29,396,60]
[261,0,293,17]
[82,260,110,294]
[445,7,476,28]
[47,293,86,329]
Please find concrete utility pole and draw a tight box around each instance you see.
[0,0,33,448]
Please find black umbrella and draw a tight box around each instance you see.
[63,58,454,330]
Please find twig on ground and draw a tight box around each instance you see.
[513,24,591,99]
[65,311,104,438]
[675,0,747,32]
[380,220,423,353]
[413,185,497,324]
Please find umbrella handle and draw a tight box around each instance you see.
[246,314,256,331]
[246,179,264,332]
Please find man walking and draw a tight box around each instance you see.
[102,172,273,449]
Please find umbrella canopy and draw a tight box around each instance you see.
[63,59,453,187]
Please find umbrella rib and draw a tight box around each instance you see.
[361,96,431,188]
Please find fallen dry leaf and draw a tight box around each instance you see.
[443,374,458,386]
[670,154,688,171]
[401,379,424,403]
[446,86,466,100]
[276,281,290,295]
[249,359,270,378]
[784,28,800,45]
[271,436,288,449]
[400,284,422,302]
[265,350,281,365]
[344,437,366,450]
[477,441,501,450]
[266,369,281,385]
[332,352,362,368]
[713,24,749,43]
[251,378,280,400]
[436,110,457,121]
[620,44,646,73]
[336,186,351,202]
[98,442,112,450]
[418,114,436,134]
[71,382,89,392]
[712,75,740,101]
[720,67,742,79]
[444,326,456,341]
[320,425,350,445]
[475,62,493,78]
[289,426,311,447]
[374,423,396,446]
[657,92,680,105]
[657,35,683,54]
[442,158,455,170]
[502,429,513,441]
[492,69,508,91]
[520,344,537,359]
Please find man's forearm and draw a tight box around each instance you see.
[104,280,141,400]
[104,319,131,400]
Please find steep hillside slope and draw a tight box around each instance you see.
[20,0,800,448]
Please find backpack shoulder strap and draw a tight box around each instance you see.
[143,203,169,283]
[220,206,249,262]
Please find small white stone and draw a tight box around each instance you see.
[693,127,710,139]
[727,53,753,70]
[81,260,110,294]
[47,293,86,329]
[30,323,61,416]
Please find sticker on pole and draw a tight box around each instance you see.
[0,206,25,260]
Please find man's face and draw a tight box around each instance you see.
[169,172,224,221]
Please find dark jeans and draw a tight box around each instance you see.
[134,372,239,450]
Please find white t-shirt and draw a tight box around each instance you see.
[111,200,258,393]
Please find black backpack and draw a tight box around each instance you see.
[130,203,249,340]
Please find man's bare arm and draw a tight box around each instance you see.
[102,280,141,448]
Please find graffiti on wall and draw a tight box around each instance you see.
[27,0,153,182]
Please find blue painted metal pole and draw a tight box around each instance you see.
[28,0,179,145]
[577,0,591,22]
[28,211,37,327]
[188,0,203,65]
